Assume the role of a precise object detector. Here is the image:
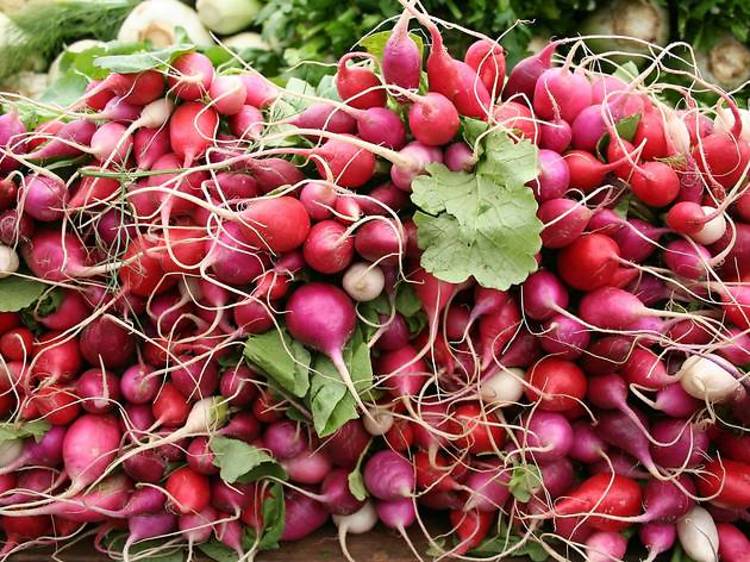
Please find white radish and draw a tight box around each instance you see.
[479,367,525,406]
[138,98,175,129]
[342,263,385,302]
[118,0,213,48]
[677,506,719,562]
[0,244,19,278]
[690,207,727,246]
[363,406,394,436]
[333,502,378,562]
[677,354,741,403]
[223,32,270,51]
[196,0,261,35]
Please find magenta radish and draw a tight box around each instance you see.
[75,368,120,414]
[59,414,122,494]
[80,316,135,370]
[540,314,590,359]
[21,174,67,222]
[533,68,592,123]
[390,141,443,191]
[303,220,354,274]
[320,468,365,515]
[351,106,407,150]
[363,450,414,501]
[282,450,332,485]
[522,269,569,321]
[538,198,592,248]
[444,142,476,172]
[571,104,608,152]
[532,149,570,201]
[503,41,557,100]
[596,409,662,478]
[640,522,676,562]
[0,426,65,475]
[229,105,264,140]
[281,489,329,541]
[375,498,416,536]
[522,410,574,463]
[291,103,357,136]
[649,419,709,469]
[463,465,510,511]
[569,421,606,463]
[585,531,628,562]
[25,119,96,161]
[408,93,460,146]
[382,9,421,91]
[207,223,266,286]
[336,52,386,109]
[578,287,651,330]
[540,118,572,153]
[354,218,403,265]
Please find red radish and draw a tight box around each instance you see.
[408,93,460,146]
[376,345,428,398]
[311,136,376,188]
[555,473,642,532]
[120,364,158,405]
[0,425,65,475]
[229,105,264,140]
[33,385,80,425]
[449,509,494,555]
[382,10,421,91]
[503,41,557,100]
[169,102,219,166]
[534,68,592,123]
[565,149,635,192]
[354,219,403,265]
[292,103,357,136]
[236,196,311,252]
[32,332,82,382]
[89,122,132,164]
[80,316,135,369]
[591,75,627,104]
[538,198,592,248]
[303,220,354,274]
[697,459,750,509]
[662,240,711,280]
[0,327,33,361]
[207,223,266,285]
[166,466,210,514]
[449,402,506,454]
[168,52,215,101]
[208,75,246,115]
[322,420,370,469]
[105,70,164,105]
[693,132,750,190]
[219,365,258,407]
[557,233,621,291]
[630,161,680,207]
[153,382,190,426]
[493,101,537,140]
[526,357,587,412]
[717,522,750,562]
[75,368,120,414]
[336,53,386,109]
[239,74,279,108]
[233,299,273,335]
[68,175,120,209]
[622,347,672,390]
[478,296,521,369]
[464,39,506,95]
[300,181,337,220]
[632,109,668,160]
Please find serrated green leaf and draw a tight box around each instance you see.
[94,42,194,73]
[508,464,542,503]
[0,420,50,445]
[197,542,236,562]
[358,30,424,63]
[395,283,423,317]
[308,328,372,437]
[481,132,539,185]
[244,327,311,398]
[0,277,48,313]
[210,436,287,484]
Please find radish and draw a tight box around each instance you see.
[696,459,750,509]
[350,107,407,150]
[281,489,329,541]
[540,118,572,153]
[376,498,417,553]
[540,314,590,359]
[629,161,680,207]
[21,175,67,222]
[597,409,663,478]
[522,410,574,463]
[585,531,628,562]
[569,421,607,464]
[122,512,177,558]
[79,316,135,370]
[89,122,133,164]
[104,70,165,105]
[286,283,368,415]
[677,506,719,562]
[526,357,587,412]
[538,198,592,248]
[532,149,571,201]
[479,367,525,406]
[382,9,421,91]
[333,502,378,562]
[208,75,246,115]
[390,141,443,191]
[320,469,365,515]
[522,269,569,321]
[571,104,608,152]
[169,101,219,166]
[493,101,537,140]
[504,41,557,100]
[363,450,414,501]
[408,93,460,146]
[677,354,743,403]
[464,39,506,95]
[62,414,122,494]
[283,450,332,484]
[300,181,337,221]
[557,233,621,291]
[534,68,592,123]
[565,149,637,192]
[25,119,97,161]
[717,522,750,562]
[639,522,676,562]
[303,220,354,274]
[291,103,357,136]
[0,426,65,475]
[444,142,476,172]
[236,196,311,253]
[336,53,386,110]
[343,262,385,302]
[229,105,264,140]
[354,219,403,266]
[650,419,709,469]
[168,52,215,101]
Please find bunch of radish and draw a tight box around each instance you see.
[0,0,748,560]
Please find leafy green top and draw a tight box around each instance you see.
[411,126,542,290]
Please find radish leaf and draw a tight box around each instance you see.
[244,327,311,398]
[0,277,48,312]
[210,436,287,484]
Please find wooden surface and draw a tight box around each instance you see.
[8,523,444,562]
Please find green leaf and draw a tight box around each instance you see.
[210,436,287,484]
[308,328,372,437]
[358,30,424,63]
[244,327,311,398]
[0,277,48,312]
[613,61,640,83]
[463,118,490,149]
[508,464,542,503]
[670,543,698,562]
[258,482,285,550]
[347,469,368,501]
[395,283,423,317]
[481,132,539,186]
[0,420,50,445]
[614,113,641,142]
[94,42,194,73]
[198,541,236,562]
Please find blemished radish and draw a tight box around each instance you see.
[677,506,719,562]
[286,283,370,416]
[677,354,743,403]
[503,41,557,100]
[332,502,378,562]
[408,93,460,146]
[585,531,628,562]
[336,53,386,110]
[343,262,385,302]
[382,9,421,91]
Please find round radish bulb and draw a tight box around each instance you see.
[208,75,246,115]
[342,262,385,302]
[168,52,215,101]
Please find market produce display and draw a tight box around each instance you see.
[0,0,749,561]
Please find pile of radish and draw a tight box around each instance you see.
[0,0,748,560]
